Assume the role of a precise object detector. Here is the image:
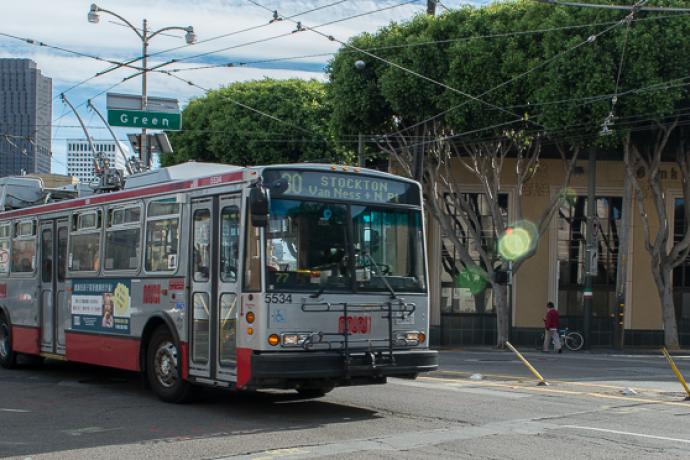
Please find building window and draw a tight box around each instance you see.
[673,198,690,320]
[440,193,508,314]
[556,196,621,317]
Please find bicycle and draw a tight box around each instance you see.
[535,328,584,351]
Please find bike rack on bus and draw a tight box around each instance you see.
[299,299,417,378]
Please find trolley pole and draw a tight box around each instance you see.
[583,149,596,350]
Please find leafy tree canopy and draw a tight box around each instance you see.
[165,79,349,167]
[328,0,690,149]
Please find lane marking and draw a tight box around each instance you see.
[562,425,690,444]
[62,426,122,436]
[250,447,309,460]
[0,408,30,413]
[390,378,530,399]
[419,376,690,408]
[434,370,672,393]
[216,420,559,459]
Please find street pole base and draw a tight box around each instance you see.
[684,396,690,401]
[537,381,549,386]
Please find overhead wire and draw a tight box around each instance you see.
[383,13,638,138]
[126,0,423,81]
[246,0,536,128]
[158,11,690,74]
[0,31,143,73]
[162,70,332,141]
[91,0,353,80]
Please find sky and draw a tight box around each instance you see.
[0,0,486,174]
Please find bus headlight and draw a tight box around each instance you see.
[282,334,302,346]
[396,331,423,345]
[281,333,318,347]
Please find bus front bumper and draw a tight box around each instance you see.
[247,349,439,388]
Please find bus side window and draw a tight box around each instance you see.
[220,206,240,282]
[0,223,10,275]
[243,220,261,292]
[145,199,180,273]
[192,209,210,281]
[68,210,102,272]
[57,227,67,282]
[41,229,53,283]
[12,220,36,274]
[104,205,141,271]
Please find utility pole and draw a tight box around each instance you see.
[413,128,425,181]
[88,4,195,169]
[614,174,633,349]
[427,0,437,16]
[358,133,365,168]
[141,18,149,169]
[583,149,597,349]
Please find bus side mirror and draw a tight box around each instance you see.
[249,186,269,227]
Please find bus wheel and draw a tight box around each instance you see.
[296,385,334,399]
[146,326,191,403]
[0,317,17,369]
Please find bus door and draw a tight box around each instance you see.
[39,219,68,355]
[189,195,241,382]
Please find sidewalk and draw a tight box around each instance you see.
[435,345,690,356]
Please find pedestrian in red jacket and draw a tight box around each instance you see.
[543,302,562,353]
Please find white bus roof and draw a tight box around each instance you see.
[124,162,243,189]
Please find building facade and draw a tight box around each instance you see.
[427,157,690,348]
[0,59,52,176]
[66,139,129,183]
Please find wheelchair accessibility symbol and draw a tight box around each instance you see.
[272,309,285,323]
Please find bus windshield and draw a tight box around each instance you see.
[265,199,426,293]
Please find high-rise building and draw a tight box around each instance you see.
[0,59,52,176]
[66,139,129,184]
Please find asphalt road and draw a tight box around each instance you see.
[1,349,690,459]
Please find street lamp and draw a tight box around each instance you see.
[87,3,196,168]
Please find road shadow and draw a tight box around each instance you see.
[0,360,381,458]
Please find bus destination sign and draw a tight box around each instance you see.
[263,170,420,205]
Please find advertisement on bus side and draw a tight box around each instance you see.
[71,279,131,334]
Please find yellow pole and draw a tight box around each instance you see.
[661,347,690,400]
[505,341,548,386]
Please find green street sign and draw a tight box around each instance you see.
[107,109,181,130]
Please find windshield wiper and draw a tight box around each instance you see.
[364,252,397,300]
[309,263,340,298]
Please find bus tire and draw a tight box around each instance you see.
[146,326,191,403]
[0,316,17,369]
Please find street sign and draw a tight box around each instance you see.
[107,93,179,113]
[108,109,181,130]
[127,133,174,155]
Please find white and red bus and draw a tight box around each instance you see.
[0,162,438,402]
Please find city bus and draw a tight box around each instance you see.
[0,162,438,402]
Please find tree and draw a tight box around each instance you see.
[165,79,345,167]
[380,126,579,346]
[328,0,690,347]
[624,123,690,349]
